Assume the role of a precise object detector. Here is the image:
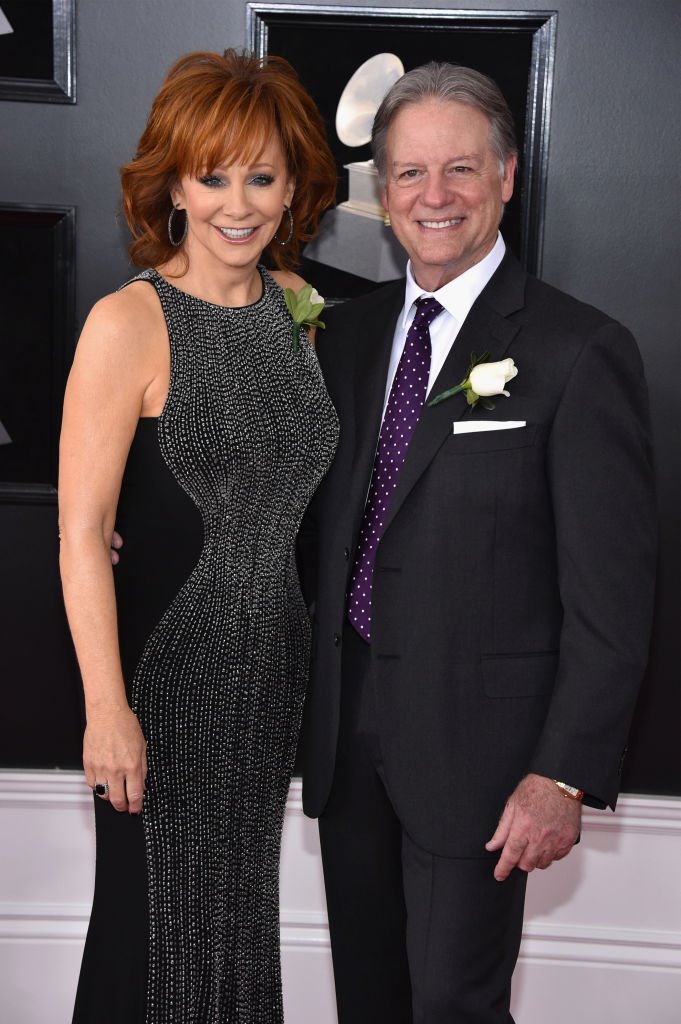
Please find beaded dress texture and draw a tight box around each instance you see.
[72,267,338,1024]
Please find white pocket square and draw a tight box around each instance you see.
[453,420,526,434]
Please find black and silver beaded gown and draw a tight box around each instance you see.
[72,267,338,1024]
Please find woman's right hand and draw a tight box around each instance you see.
[83,705,148,814]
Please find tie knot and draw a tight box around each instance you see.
[414,296,444,327]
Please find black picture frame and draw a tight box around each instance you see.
[0,203,76,504]
[0,0,76,103]
[247,4,556,297]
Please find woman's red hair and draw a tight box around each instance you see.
[121,50,337,271]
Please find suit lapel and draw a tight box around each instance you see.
[381,253,528,538]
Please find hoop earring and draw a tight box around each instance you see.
[274,204,294,246]
[168,205,188,247]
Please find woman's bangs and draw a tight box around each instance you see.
[182,101,278,179]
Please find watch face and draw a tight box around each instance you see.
[554,781,583,800]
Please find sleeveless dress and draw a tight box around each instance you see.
[72,267,338,1023]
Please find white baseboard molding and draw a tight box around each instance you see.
[280,910,330,950]
[2,770,679,829]
[285,777,681,836]
[2,901,679,972]
[0,902,90,942]
[2,771,680,975]
[279,915,681,970]
[520,921,681,970]
[0,769,91,810]
[581,796,681,837]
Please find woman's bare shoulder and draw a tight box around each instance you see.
[86,279,161,333]
[77,279,166,363]
[269,269,308,293]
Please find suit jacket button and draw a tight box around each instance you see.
[343,547,350,560]
[333,633,341,647]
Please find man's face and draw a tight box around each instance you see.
[381,99,516,292]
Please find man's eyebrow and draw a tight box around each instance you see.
[391,154,481,167]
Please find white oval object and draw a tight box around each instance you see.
[336,53,405,147]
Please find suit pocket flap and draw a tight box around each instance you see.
[482,652,558,698]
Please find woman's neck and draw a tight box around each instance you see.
[158,253,264,308]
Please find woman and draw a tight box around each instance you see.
[59,50,338,1022]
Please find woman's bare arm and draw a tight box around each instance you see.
[58,284,167,813]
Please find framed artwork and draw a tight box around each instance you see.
[247,4,557,299]
[0,0,76,103]
[0,203,76,503]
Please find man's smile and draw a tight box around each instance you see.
[418,218,464,229]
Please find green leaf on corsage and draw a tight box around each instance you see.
[284,284,326,352]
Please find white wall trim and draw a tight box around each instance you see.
[581,797,681,837]
[2,770,679,830]
[0,769,91,810]
[2,901,679,970]
[520,922,681,971]
[0,770,303,811]
[2,771,680,975]
[280,910,330,950]
[0,902,90,942]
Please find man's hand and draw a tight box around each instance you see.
[110,530,123,565]
[485,773,581,881]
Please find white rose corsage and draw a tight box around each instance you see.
[428,352,518,411]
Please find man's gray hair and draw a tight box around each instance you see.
[371,62,518,184]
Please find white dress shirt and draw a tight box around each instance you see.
[381,233,506,417]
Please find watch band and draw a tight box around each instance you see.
[553,780,584,801]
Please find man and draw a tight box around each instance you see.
[297,63,656,1023]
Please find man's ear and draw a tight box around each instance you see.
[501,155,517,205]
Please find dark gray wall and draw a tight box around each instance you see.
[0,0,678,788]
[1,0,247,318]
[1,0,678,333]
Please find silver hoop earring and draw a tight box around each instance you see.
[168,205,188,247]
[274,204,294,246]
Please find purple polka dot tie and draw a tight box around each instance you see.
[347,296,444,641]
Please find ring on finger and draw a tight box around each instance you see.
[94,782,109,798]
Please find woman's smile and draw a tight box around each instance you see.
[213,224,261,242]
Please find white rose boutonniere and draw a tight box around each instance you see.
[284,284,325,353]
[428,352,518,411]
[469,357,518,398]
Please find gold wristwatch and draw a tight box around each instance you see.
[553,780,584,801]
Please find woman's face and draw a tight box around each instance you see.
[171,134,294,275]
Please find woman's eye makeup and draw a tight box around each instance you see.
[248,174,275,187]
[196,172,275,188]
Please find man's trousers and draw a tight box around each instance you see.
[318,625,527,1024]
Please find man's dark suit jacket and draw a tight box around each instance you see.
[298,251,656,858]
